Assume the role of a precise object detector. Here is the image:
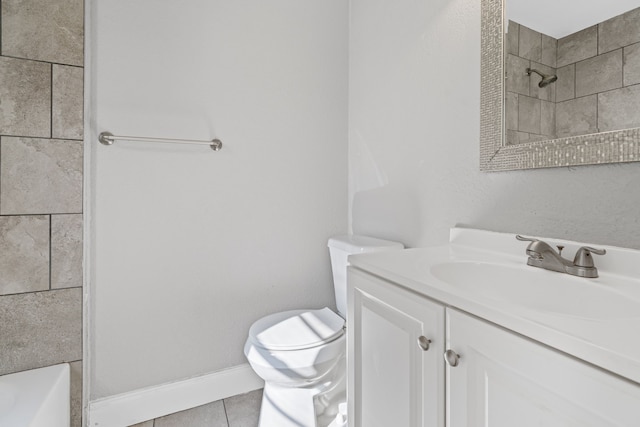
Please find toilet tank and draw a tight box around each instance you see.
[328,235,404,318]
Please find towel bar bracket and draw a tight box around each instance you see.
[98,131,115,146]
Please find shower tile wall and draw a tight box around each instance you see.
[0,0,83,426]
[505,7,640,145]
[505,21,557,145]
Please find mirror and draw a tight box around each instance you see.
[480,0,640,171]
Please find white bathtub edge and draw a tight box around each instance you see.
[87,363,264,426]
[0,363,70,427]
[32,364,70,427]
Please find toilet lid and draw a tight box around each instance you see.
[249,307,345,351]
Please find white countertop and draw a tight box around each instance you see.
[348,228,640,385]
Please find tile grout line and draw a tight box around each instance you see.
[0,212,81,218]
[49,215,52,290]
[0,135,2,215]
[0,286,81,298]
[222,398,231,427]
[50,63,54,139]
[0,133,83,141]
[0,52,83,68]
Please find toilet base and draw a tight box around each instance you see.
[258,359,346,427]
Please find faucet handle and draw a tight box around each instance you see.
[573,246,606,268]
[516,235,552,260]
[580,246,606,256]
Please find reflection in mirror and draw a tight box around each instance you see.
[480,0,640,171]
[505,5,640,145]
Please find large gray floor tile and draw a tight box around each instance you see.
[154,401,228,427]
[0,215,49,295]
[225,389,263,427]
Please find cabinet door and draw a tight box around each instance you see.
[446,308,640,427]
[348,268,445,427]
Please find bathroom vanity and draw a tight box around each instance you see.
[346,228,640,426]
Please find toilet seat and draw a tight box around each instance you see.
[248,307,344,351]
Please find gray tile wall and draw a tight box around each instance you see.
[129,389,263,427]
[0,0,84,426]
[505,7,640,144]
[504,21,557,145]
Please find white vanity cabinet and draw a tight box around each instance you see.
[348,267,640,427]
[347,268,445,427]
[447,308,640,427]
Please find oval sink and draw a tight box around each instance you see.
[430,261,640,320]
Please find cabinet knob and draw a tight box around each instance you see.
[417,336,431,351]
[444,349,461,367]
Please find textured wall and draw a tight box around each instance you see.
[0,0,84,425]
[349,0,640,250]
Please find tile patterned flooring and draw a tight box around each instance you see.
[129,389,262,427]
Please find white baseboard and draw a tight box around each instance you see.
[87,364,264,427]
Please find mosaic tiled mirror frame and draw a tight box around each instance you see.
[480,0,640,171]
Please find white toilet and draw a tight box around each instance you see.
[244,235,403,427]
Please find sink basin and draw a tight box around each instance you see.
[430,261,640,320]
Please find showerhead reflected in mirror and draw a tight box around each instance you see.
[504,6,640,146]
[526,68,557,88]
[480,0,640,171]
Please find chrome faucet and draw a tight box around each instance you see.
[516,235,606,278]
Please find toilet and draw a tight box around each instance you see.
[244,235,404,427]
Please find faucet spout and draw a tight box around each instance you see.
[516,235,603,278]
[526,247,571,273]
[524,240,570,273]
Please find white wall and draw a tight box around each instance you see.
[89,1,348,399]
[349,0,640,250]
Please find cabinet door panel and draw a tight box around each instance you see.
[348,268,445,427]
[447,308,640,427]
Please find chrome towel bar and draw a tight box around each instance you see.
[98,131,223,151]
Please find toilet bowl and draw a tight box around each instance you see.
[244,235,403,427]
[245,308,347,427]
